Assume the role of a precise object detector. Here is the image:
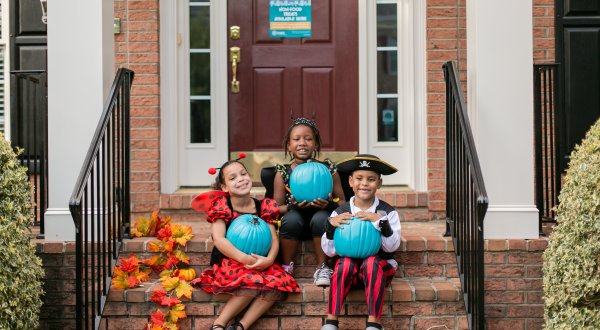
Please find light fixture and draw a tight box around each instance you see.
[40,0,47,24]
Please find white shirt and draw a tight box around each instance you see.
[321,196,401,268]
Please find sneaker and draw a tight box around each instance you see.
[282,262,294,275]
[313,263,332,287]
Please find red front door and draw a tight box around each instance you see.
[227,0,358,153]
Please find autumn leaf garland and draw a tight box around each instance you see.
[111,212,194,330]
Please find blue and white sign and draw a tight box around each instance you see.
[269,0,312,38]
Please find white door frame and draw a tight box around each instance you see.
[161,0,427,192]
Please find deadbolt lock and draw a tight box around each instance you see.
[230,26,240,40]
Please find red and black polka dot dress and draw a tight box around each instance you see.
[191,192,300,300]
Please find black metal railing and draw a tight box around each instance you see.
[443,61,489,330]
[10,70,48,237]
[533,64,561,233]
[69,68,134,330]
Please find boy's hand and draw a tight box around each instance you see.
[355,211,382,222]
[328,212,352,228]
[245,254,274,271]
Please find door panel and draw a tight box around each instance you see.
[556,0,600,167]
[228,0,358,153]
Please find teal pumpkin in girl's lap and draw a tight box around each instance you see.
[289,162,333,202]
[226,214,272,257]
[334,217,382,259]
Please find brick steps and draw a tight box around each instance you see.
[120,222,458,280]
[104,279,466,330]
[102,221,468,329]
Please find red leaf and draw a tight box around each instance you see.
[126,275,141,288]
[160,296,181,307]
[150,289,167,304]
[150,309,165,326]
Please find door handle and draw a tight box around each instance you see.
[230,47,240,93]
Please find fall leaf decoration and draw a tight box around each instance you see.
[132,210,172,237]
[111,255,151,289]
[111,211,195,330]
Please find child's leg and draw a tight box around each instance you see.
[214,295,254,326]
[238,298,276,329]
[310,209,331,265]
[327,257,359,317]
[358,255,396,322]
[278,210,304,264]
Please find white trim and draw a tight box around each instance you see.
[484,205,539,239]
[160,0,179,193]
[358,0,369,152]
[413,0,427,191]
[44,208,76,241]
[364,0,426,189]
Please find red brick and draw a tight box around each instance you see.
[506,305,544,318]
[280,317,323,329]
[404,265,443,277]
[487,240,508,251]
[485,265,525,278]
[526,265,543,278]
[346,304,370,315]
[507,240,527,251]
[507,278,543,290]
[304,284,325,302]
[485,252,507,264]
[414,317,456,330]
[264,304,301,316]
[405,237,426,251]
[429,252,455,264]
[485,305,507,318]
[433,281,459,301]
[106,317,149,329]
[509,253,543,264]
[251,317,279,329]
[381,317,411,329]
[43,242,65,254]
[484,279,507,291]
[413,281,435,301]
[527,291,544,304]
[527,239,548,251]
[391,281,413,302]
[485,291,524,304]
[337,317,367,330]
[486,319,526,330]
[186,303,214,316]
[435,302,465,315]
[398,252,425,264]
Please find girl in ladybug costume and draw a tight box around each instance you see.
[191,157,300,330]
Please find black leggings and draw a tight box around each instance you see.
[279,208,330,240]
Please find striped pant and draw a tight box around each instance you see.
[327,256,396,319]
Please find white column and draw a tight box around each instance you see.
[45,1,115,241]
[467,0,539,239]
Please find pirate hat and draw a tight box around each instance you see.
[337,154,398,175]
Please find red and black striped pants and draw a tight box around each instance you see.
[327,256,396,319]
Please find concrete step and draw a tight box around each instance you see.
[103,278,467,330]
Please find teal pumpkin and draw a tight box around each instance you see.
[289,162,333,202]
[334,217,382,259]
[226,214,272,256]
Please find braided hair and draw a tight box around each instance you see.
[282,117,322,160]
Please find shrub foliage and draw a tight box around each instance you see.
[0,133,45,329]
[543,119,600,329]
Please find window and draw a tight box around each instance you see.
[376,1,398,142]
[189,1,211,143]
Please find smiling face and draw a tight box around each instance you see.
[220,162,252,196]
[349,170,382,202]
[287,124,317,161]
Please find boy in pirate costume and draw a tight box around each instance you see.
[320,154,401,330]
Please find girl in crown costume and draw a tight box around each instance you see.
[191,155,300,330]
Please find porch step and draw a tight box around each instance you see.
[120,221,458,279]
[156,187,437,222]
[103,278,466,330]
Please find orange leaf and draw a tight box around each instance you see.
[111,273,130,289]
[161,276,180,292]
[173,249,190,265]
[167,303,186,324]
[171,224,193,247]
[150,309,165,326]
[119,255,141,273]
[174,280,193,299]
[148,240,165,253]
[164,255,180,270]
[126,275,141,288]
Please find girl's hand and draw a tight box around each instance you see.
[310,197,329,209]
[245,254,274,271]
[243,254,258,266]
[355,211,381,222]
[290,195,310,209]
[328,212,353,228]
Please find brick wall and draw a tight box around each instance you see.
[37,242,77,330]
[426,0,466,218]
[484,238,548,329]
[115,1,555,219]
[533,0,556,63]
[114,0,162,217]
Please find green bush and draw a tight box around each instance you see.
[0,132,45,329]
[543,119,600,329]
